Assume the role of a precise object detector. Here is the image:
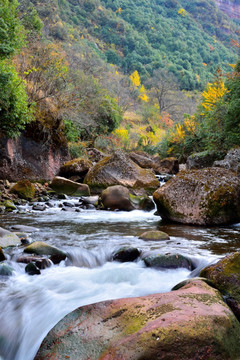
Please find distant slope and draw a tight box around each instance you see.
[214,0,240,20]
[21,0,240,90]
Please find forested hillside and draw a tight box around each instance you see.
[25,0,239,90]
[1,0,240,159]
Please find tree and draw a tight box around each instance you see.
[146,69,180,119]
[0,61,32,137]
[0,0,25,58]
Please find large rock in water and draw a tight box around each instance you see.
[35,280,240,360]
[153,167,240,225]
[0,227,20,248]
[24,241,66,264]
[50,176,90,196]
[200,252,240,320]
[100,185,154,211]
[84,150,159,195]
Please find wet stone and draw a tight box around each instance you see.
[25,262,41,276]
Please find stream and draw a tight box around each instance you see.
[1,199,240,360]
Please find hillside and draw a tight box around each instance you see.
[215,0,240,20]
[24,0,240,90]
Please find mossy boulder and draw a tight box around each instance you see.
[3,200,17,211]
[24,241,66,264]
[59,158,92,180]
[143,253,193,270]
[10,180,35,200]
[139,230,170,241]
[112,247,141,262]
[35,280,240,360]
[100,185,155,211]
[153,167,240,225]
[200,252,240,320]
[50,176,90,197]
[186,150,226,170]
[84,150,159,195]
[0,227,20,248]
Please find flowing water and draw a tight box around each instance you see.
[1,200,240,360]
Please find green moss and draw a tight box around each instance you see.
[10,180,35,200]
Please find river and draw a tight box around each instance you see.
[1,199,240,360]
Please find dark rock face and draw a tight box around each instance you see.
[35,280,240,360]
[153,167,240,225]
[186,150,225,170]
[214,148,240,173]
[0,125,69,181]
[84,150,159,195]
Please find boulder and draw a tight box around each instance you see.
[3,200,17,211]
[0,247,6,262]
[112,247,141,262]
[59,158,92,180]
[87,148,106,163]
[139,230,170,241]
[50,176,90,197]
[84,150,159,195]
[129,151,155,169]
[100,185,155,211]
[214,148,240,173]
[0,263,14,276]
[24,241,66,264]
[186,150,226,170]
[0,227,20,248]
[25,262,41,275]
[200,252,240,320]
[153,157,179,175]
[153,167,240,225]
[10,180,35,200]
[143,253,193,270]
[17,255,52,269]
[35,280,240,360]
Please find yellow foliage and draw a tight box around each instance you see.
[114,128,129,140]
[178,8,186,16]
[201,80,226,111]
[129,70,141,87]
[115,7,122,14]
[138,85,149,102]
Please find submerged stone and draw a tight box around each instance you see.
[139,230,170,241]
[112,247,141,262]
[0,263,14,276]
[24,241,66,264]
[143,253,193,270]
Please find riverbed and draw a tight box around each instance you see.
[1,200,240,360]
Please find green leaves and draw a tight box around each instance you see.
[0,61,33,137]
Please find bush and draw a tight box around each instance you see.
[0,61,33,137]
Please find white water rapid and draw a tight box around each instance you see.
[0,201,233,360]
